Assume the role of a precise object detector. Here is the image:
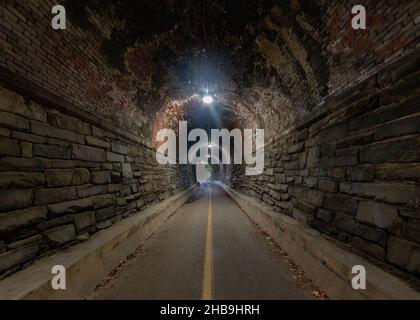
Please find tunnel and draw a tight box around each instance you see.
[0,0,419,301]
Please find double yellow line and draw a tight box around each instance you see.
[202,186,214,300]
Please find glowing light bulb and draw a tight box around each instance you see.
[202,95,213,104]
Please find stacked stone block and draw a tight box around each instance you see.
[0,87,194,279]
[236,51,420,279]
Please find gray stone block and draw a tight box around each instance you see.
[121,163,133,179]
[48,112,91,136]
[324,194,358,214]
[96,206,115,221]
[387,236,420,275]
[33,144,71,160]
[86,136,110,149]
[0,189,33,212]
[356,201,399,230]
[45,225,76,247]
[34,187,77,205]
[0,172,45,189]
[360,138,419,163]
[0,111,29,131]
[0,206,47,233]
[334,213,388,247]
[0,137,20,157]
[74,212,96,233]
[106,151,124,163]
[77,185,107,198]
[48,198,94,217]
[0,244,39,273]
[31,122,84,144]
[45,168,90,187]
[111,142,128,155]
[92,171,111,185]
[72,144,106,162]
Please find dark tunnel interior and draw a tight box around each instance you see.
[0,0,419,301]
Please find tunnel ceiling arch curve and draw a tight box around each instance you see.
[60,0,417,142]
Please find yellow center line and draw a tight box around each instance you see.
[202,186,214,300]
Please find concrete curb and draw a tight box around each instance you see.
[0,185,197,300]
[221,183,420,300]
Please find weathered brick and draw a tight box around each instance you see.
[45,168,90,187]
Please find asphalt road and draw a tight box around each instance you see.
[88,183,314,300]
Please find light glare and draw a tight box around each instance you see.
[202,95,213,104]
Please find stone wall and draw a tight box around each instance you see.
[0,86,195,279]
[233,50,420,280]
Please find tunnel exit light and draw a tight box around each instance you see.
[202,95,213,104]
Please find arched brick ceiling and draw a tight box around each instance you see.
[64,0,419,139]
